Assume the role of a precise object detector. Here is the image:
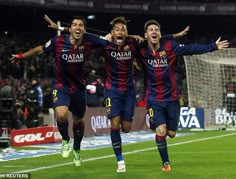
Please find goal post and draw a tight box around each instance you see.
[183,48,236,129]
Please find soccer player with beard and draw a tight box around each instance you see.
[138,20,229,172]
[10,16,92,167]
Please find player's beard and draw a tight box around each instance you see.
[73,33,82,40]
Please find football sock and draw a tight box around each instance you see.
[111,128,123,161]
[156,135,169,164]
[56,118,70,142]
[73,121,84,150]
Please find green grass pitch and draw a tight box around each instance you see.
[1,130,236,179]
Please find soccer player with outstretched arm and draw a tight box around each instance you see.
[11,16,92,167]
[83,17,139,173]
[138,19,229,172]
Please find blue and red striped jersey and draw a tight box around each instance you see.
[43,34,93,92]
[84,33,138,91]
[138,38,217,102]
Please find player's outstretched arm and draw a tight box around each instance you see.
[128,35,144,43]
[10,46,44,64]
[104,33,112,42]
[173,26,190,39]
[44,14,58,30]
[215,37,230,50]
[103,33,144,43]
[44,14,69,32]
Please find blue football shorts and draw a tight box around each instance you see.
[147,100,180,131]
[51,86,87,118]
[104,88,136,121]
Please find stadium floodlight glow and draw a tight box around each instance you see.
[87,15,96,20]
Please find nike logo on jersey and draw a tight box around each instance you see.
[62,49,70,52]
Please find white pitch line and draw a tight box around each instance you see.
[14,132,236,173]
[170,151,236,154]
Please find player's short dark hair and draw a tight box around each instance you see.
[71,16,87,29]
[110,16,129,29]
[144,20,160,32]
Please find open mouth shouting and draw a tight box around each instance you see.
[115,36,124,46]
[150,34,158,42]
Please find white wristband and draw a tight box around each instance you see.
[58,26,65,31]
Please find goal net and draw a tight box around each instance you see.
[184,48,236,129]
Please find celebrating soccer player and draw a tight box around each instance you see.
[10,16,91,167]
[137,19,229,172]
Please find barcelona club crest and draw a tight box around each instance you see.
[159,51,167,59]
[53,97,58,103]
